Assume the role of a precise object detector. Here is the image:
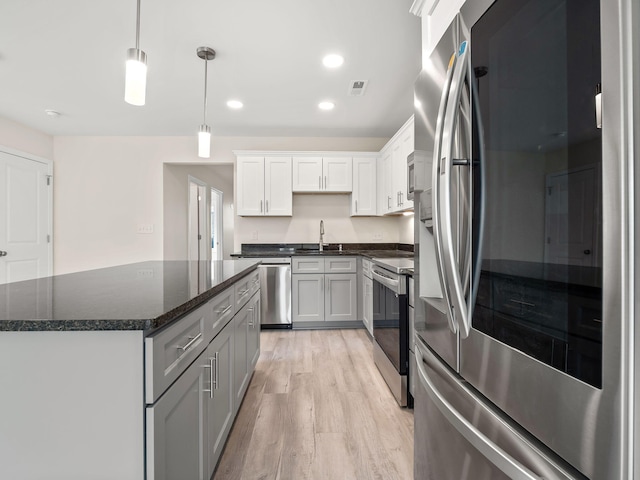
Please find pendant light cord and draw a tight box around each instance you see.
[203,57,208,124]
[135,0,141,50]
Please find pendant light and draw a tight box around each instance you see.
[124,0,147,106]
[197,46,216,158]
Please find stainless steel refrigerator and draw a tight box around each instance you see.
[412,0,635,478]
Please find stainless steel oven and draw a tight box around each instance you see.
[371,258,413,407]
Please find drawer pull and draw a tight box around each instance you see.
[177,332,202,352]
[238,289,249,296]
[215,305,232,316]
[510,299,536,308]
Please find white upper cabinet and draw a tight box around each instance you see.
[323,157,352,192]
[378,116,414,214]
[351,157,377,216]
[292,156,352,193]
[291,156,323,191]
[236,156,292,216]
[264,157,293,215]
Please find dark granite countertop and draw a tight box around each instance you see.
[481,259,602,290]
[0,260,260,333]
[232,243,414,260]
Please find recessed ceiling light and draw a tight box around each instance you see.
[227,100,243,109]
[318,101,335,111]
[44,109,61,118]
[322,54,344,68]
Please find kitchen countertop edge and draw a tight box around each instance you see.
[0,261,261,334]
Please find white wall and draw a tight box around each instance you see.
[234,194,408,250]
[398,213,415,244]
[52,135,395,274]
[0,117,53,160]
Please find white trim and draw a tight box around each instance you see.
[232,150,379,158]
[0,145,54,277]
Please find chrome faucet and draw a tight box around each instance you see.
[319,220,325,251]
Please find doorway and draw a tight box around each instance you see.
[211,188,223,260]
[0,149,52,284]
[188,176,209,262]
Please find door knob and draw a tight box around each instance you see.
[0,251,7,257]
[584,249,591,255]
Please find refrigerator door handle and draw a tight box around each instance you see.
[439,41,472,338]
[415,340,543,480]
[431,51,459,335]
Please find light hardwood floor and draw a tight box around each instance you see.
[214,329,414,480]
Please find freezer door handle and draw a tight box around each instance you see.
[414,340,543,480]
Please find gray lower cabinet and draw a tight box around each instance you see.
[363,275,373,335]
[291,256,358,324]
[146,345,208,480]
[146,319,234,480]
[234,292,261,412]
[292,273,325,322]
[233,301,250,409]
[146,272,260,480]
[248,292,261,369]
[206,323,234,477]
[325,273,357,321]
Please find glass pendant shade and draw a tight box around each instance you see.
[125,48,147,106]
[198,124,211,158]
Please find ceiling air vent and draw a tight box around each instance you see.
[348,80,368,96]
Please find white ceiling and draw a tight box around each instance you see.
[0,0,421,138]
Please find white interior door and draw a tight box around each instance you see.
[544,166,599,266]
[188,176,209,263]
[0,150,52,284]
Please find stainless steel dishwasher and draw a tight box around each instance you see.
[257,258,291,328]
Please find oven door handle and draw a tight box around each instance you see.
[372,268,400,292]
[415,339,543,480]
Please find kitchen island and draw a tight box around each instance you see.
[0,259,261,480]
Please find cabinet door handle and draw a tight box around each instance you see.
[260,200,263,213]
[213,352,219,390]
[319,176,321,189]
[387,196,391,209]
[355,200,358,213]
[400,191,404,206]
[177,332,202,352]
[266,200,269,213]
[0,251,7,257]
[324,176,327,189]
[203,358,214,399]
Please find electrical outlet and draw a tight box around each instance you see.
[137,224,154,234]
[373,232,383,240]
[136,269,154,278]
[251,231,258,240]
